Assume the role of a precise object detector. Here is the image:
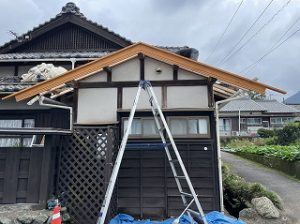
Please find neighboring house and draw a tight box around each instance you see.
[285,91,300,111]
[0,2,286,224]
[219,98,299,137]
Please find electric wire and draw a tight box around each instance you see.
[205,0,244,62]
[219,0,292,66]
[216,0,274,65]
[240,17,300,73]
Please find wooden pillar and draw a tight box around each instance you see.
[104,66,112,83]
[38,135,56,206]
[138,53,145,80]
[208,77,217,108]
[172,65,178,80]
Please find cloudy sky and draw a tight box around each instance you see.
[0,0,299,100]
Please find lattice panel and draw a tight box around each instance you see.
[57,126,118,224]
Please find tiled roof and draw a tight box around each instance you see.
[285,91,300,105]
[0,51,110,60]
[220,98,266,112]
[0,2,132,52]
[0,76,33,93]
[220,98,299,113]
[256,100,299,113]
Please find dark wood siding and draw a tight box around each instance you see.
[14,23,122,52]
[117,141,219,219]
[0,147,43,203]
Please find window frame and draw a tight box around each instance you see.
[167,116,210,138]
[270,117,294,125]
[122,117,160,138]
[0,118,35,147]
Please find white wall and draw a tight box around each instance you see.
[167,86,208,108]
[77,88,118,124]
[178,68,205,80]
[144,57,173,80]
[79,70,107,83]
[122,87,162,109]
[112,58,139,82]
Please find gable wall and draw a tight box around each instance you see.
[12,23,122,53]
[77,56,211,124]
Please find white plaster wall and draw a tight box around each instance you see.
[0,66,14,76]
[178,68,205,80]
[112,58,139,81]
[167,86,208,108]
[122,87,162,109]
[77,88,118,124]
[144,57,173,80]
[79,70,107,83]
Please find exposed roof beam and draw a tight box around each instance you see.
[3,42,286,102]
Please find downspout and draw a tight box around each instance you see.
[27,95,73,131]
[215,93,245,212]
[39,96,73,131]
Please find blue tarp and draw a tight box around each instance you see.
[109,212,245,224]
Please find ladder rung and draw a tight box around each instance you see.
[180,191,193,197]
[126,143,169,149]
[174,176,185,179]
[187,209,201,216]
[169,159,178,163]
[158,126,165,132]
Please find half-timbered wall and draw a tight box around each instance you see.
[77,56,209,124]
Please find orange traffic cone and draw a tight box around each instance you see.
[51,205,62,224]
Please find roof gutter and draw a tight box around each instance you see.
[215,92,245,212]
[0,57,98,63]
[28,95,73,131]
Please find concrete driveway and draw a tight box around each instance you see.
[221,151,300,224]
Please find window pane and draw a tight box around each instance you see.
[0,120,22,128]
[143,119,158,135]
[170,119,187,135]
[0,138,21,147]
[198,119,208,134]
[124,119,142,135]
[24,119,35,128]
[188,120,198,134]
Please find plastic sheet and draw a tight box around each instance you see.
[109,212,245,224]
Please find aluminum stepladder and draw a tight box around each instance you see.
[96,80,208,224]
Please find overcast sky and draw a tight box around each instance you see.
[0,0,299,100]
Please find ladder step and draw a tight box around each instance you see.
[187,209,201,216]
[126,143,169,149]
[180,191,193,197]
[169,159,178,163]
[174,176,185,179]
[158,126,165,132]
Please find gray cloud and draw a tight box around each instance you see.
[0,0,299,99]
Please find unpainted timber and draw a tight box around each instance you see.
[3,42,286,102]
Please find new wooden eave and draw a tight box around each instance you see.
[3,42,286,102]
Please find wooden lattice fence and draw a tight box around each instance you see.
[57,125,118,224]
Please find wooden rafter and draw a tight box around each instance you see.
[3,42,286,102]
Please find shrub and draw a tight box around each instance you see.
[232,145,300,161]
[276,122,300,145]
[222,164,283,217]
[257,128,275,138]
